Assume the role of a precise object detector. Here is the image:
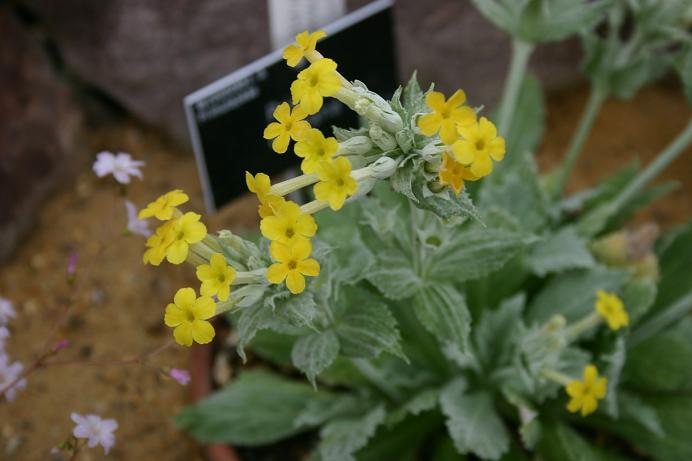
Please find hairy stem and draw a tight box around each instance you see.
[552,86,608,198]
[565,311,602,340]
[496,40,534,135]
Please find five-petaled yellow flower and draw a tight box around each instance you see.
[166,212,207,264]
[294,128,339,174]
[418,90,476,145]
[314,157,358,210]
[196,253,236,302]
[452,116,505,177]
[266,240,320,294]
[566,365,608,417]
[260,200,317,244]
[139,189,189,221]
[438,152,478,196]
[245,171,286,218]
[143,220,176,266]
[263,102,311,154]
[595,290,629,330]
[290,58,341,115]
[283,30,327,67]
[164,287,216,346]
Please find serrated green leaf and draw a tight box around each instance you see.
[318,405,386,461]
[413,284,471,360]
[367,247,421,300]
[174,369,336,445]
[412,182,481,222]
[527,267,627,323]
[428,226,530,283]
[390,161,418,203]
[440,381,510,460]
[335,288,405,360]
[480,150,551,232]
[386,388,440,427]
[292,330,341,386]
[403,71,426,116]
[474,294,525,371]
[527,227,595,276]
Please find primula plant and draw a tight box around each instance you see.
[138,1,692,460]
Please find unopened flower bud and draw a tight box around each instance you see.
[369,125,397,151]
[337,136,373,156]
[632,253,659,281]
[428,180,445,193]
[591,232,628,266]
[419,142,444,161]
[370,156,398,179]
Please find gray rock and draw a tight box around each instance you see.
[24,0,582,141]
[0,7,82,262]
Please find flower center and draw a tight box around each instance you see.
[475,140,486,150]
[287,260,298,270]
[184,308,195,322]
[336,178,344,187]
[309,75,319,86]
[217,273,226,283]
[285,121,293,131]
[285,227,295,238]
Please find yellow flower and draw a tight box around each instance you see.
[260,200,317,244]
[138,189,189,220]
[266,240,320,294]
[290,58,341,115]
[283,30,327,67]
[314,157,358,210]
[196,253,236,302]
[294,128,339,174]
[417,90,476,144]
[452,116,505,177]
[263,103,311,154]
[245,171,286,218]
[566,365,608,417]
[166,212,207,264]
[142,220,176,266]
[595,290,629,330]
[438,152,479,196]
[164,287,216,346]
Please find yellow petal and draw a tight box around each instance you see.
[566,381,585,398]
[166,240,189,264]
[196,264,214,282]
[263,122,283,139]
[272,133,291,154]
[273,102,292,124]
[295,214,317,237]
[270,241,292,262]
[580,396,598,416]
[173,323,193,346]
[267,262,288,284]
[446,89,466,108]
[594,378,608,398]
[452,140,474,165]
[283,44,303,67]
[286,271,306,294]
[425,91,446,113]
[488,138,505,161]
[191,320,215,344]
[217,285,230,302]
[583,365,598,384]
[451,106,476,126]
[478,117,497,139]
[566,396,582,413]
[298,258,320,276]
[164,304,185,327]
[192,296,216,320]
[470,154,493,177]
[417,113,442,136]
[291,239,313,260]
[174,287,196,309]
[439,119,459,145]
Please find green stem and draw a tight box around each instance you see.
[629,291,692,348]
[496,39,534,135]
[611,119,692,211]
[565,311,602,341]
[541,368,573,387]
[552,86,607,198]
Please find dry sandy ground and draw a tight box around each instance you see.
[0,83,689,461]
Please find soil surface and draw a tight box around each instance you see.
[0,83,689,461]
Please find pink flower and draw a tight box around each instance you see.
[125,201,152,237]
[0,353,27,401]
[71,413,118,454]
[52,339,69,352]
[67,253,78,277]
[169,368,191,386]
[0,298,15,325]
[93,151,144,184]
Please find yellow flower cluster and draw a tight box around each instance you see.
[566,365,608,416]
[594,290,629,330]
[417,91,505,195]
[140,190,239,347]
[140,190,207,265]
[250,30,370,293]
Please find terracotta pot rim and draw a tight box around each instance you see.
[190,339,241,461]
